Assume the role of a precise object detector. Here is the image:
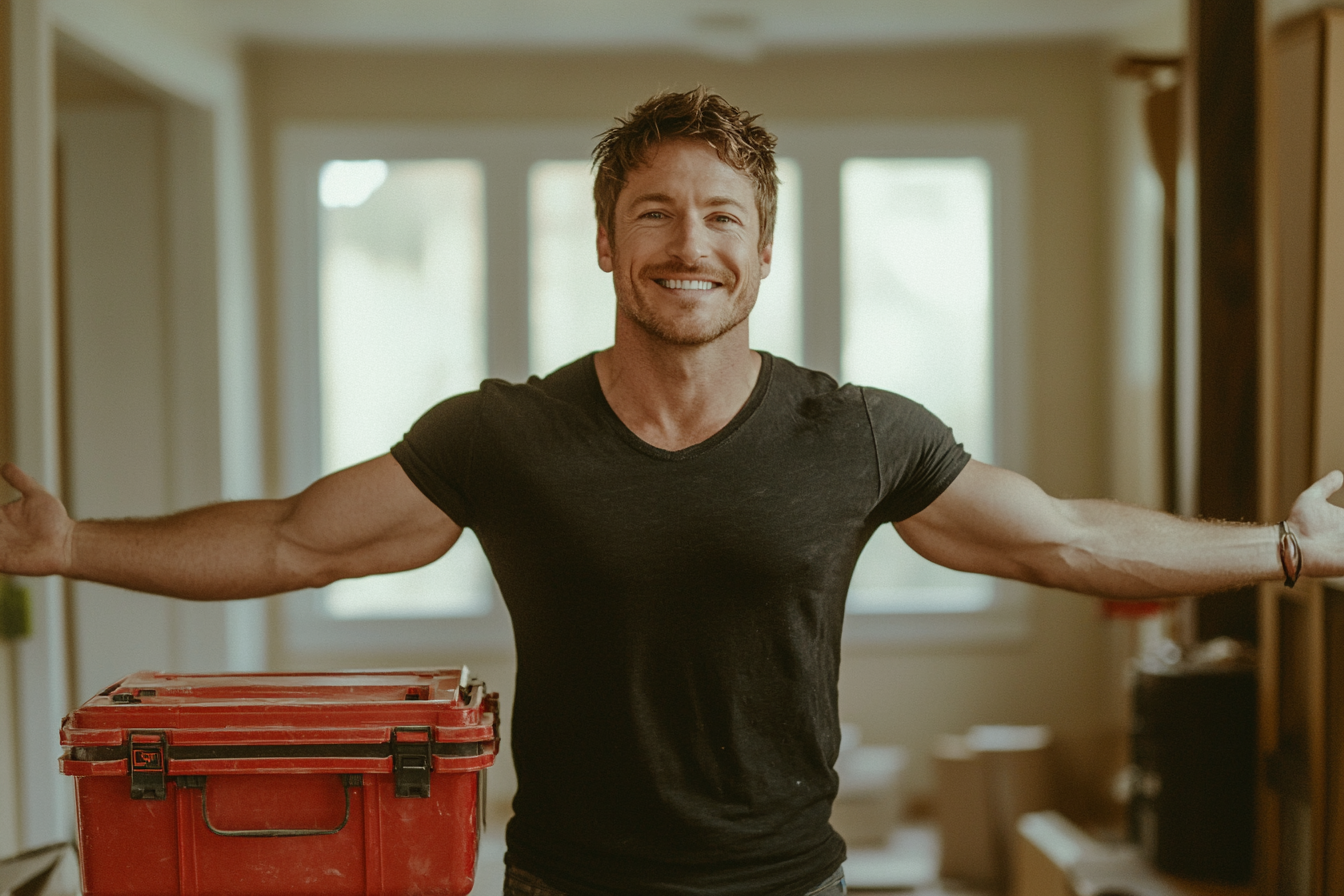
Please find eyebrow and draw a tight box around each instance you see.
[627,191,749,212]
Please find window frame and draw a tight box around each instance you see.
[277,124,608,656]
[769,122,1030,645]
[275,120,1029,659]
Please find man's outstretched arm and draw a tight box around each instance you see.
[0,454,460,601]
[896,460,1344,600]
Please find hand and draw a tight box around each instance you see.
[1288,470,1344,579]
[0,463,75,576]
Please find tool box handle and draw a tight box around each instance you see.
[177,774,362,838]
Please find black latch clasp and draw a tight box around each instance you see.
[391,726,432,798]
[129,730,167,800]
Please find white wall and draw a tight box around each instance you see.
[8,0,72,851]
[56,95,263,698]
[0,635,19,857]
[50,0,263,511]
[46,7,267,657]
[60,105,174,696]
[58,103,245,698]
[0,0,263,849]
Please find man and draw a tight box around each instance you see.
[1,88,1341,895]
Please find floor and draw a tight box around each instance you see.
[469,825,997,895]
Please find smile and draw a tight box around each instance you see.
[655,279,719,290]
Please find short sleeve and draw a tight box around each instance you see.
[390,390,482,527]
[862,387,971,524]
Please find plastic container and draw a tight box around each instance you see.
[60,669,498,896]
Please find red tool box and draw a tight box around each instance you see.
[60,669,499,896]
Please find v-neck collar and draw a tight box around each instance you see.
[584,352,775,461]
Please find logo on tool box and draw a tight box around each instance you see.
[131,748,163,771]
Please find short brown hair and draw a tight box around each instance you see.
[592,87,779,250]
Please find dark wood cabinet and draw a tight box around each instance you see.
[1259,10,1344,894]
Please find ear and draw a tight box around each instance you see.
[759,241,773,279]
[597,225,615,273]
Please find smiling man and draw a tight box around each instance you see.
[2,87,1344,896]
[599,139,766,349]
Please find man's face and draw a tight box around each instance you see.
[598,140,772,347]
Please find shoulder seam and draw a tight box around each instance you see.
[463,386,485,506]
[858,386,886,510]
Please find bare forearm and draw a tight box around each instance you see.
[69,499,321,601]
[898,460,1304,601]
[1029,499,1277,600]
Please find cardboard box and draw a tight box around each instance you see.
[831,742,908,847]
[935,725,1053,887]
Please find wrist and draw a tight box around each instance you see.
[61,518,81,578]
[1278,520,1302,587]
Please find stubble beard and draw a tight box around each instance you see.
[613,262,761,348]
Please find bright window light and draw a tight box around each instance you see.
[750,157,802,362]
[319,159,389,209]
[528,161,614,375]
[319,159,495,618]
[842,158,995,614]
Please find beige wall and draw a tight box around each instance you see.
[0,0,264,848]
[248,42,1122,816]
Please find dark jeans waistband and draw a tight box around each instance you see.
[502,864,846,896]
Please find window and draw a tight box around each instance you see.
[278,122,1027,655]
[318,159,494,619]
[770,123,1028,644]
[527,160,613,375]
[842,158,993,615]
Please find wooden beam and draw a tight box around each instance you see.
[1188,0,1261,643]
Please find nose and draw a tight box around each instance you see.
[667,215,709,265]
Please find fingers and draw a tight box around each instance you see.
[0,463,41,497]
[1307,469,1344,501]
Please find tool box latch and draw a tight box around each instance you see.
[392,727,432,798]
[128,730,167,800]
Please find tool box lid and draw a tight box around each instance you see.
[59,669,498,779]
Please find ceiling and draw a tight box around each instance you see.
[200,0,1180,58]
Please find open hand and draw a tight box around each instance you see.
[0,463,74,577]
[1288,470,1344,579]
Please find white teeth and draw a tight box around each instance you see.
[658,279,716,290]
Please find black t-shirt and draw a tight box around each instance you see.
[391,352,969,896]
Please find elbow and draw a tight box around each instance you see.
[272,538,345,592]
[282,553,345,591]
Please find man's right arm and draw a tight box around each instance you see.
[0,454,461,601]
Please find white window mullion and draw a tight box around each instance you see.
[276,130,325,497]
[528,159,614,376]
[986,132,1029,470]
[779,122,1030,645]
[797,151,844,379]
[484,154,532,383]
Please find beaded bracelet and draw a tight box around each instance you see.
[1278,521,1302,588]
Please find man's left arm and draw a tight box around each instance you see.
[894,460,1344,600]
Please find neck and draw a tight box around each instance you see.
[594,317,761,451]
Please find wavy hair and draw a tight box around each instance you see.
[592,87,779,250]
